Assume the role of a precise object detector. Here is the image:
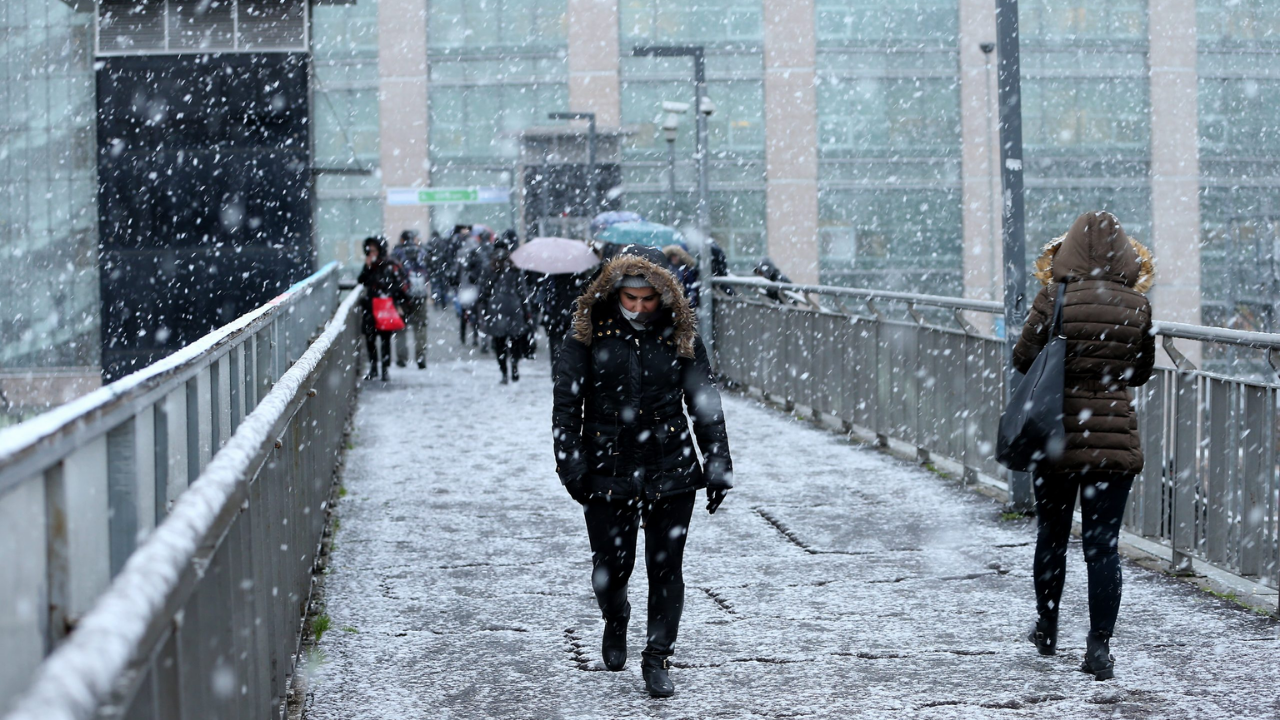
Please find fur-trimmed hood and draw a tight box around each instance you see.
[572,254,697,358]
[1032,211,1155,293]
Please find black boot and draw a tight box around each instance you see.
[641,655,673,698]
[641,583,683,698]
[363,363,378,381]
[1027,615,1057,656]
[380,365,390,382]
[511,363,520,382]
[601,601,630,671]
[1079,632,1115,681]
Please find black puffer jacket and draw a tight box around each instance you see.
[357,253,407,336]
[479,260,534,338]
[552,255,733,501]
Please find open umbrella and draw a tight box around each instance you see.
[596,221,685,249]
[510,237,600,275]
[590,210,643,235]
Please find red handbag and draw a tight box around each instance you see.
[371,297,405,332]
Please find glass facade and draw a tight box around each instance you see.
[1019,0,1151,267]
[312,0,383,275]
[0,1,98,369]
[427,1,568,234]
[6,0,1280,380]
[815,0,962,293]
[619,4,765,271]
[1198,0,1280,331]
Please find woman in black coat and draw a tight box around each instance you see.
[551,249,733,698]
[357,235,408,381]
[478,239,534,383]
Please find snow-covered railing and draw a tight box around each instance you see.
[711,276,1280,604]
[0,263,344,715]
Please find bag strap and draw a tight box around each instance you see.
[1050,281,1068,339]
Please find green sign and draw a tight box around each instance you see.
[386,186,510,206]
[418,188,477,203]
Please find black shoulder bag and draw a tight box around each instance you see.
[996,282,1068,472]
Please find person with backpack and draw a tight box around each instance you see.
[426,230,452,309]
[1012,211,1156,681]
[357,235,409,382]
[451,229,484,350]
[478,235,534,384]
[391,229,431,369]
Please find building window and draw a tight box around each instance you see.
[620,0,762,44]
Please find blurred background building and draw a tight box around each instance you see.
[1,0,1276,416]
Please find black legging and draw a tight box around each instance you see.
[1033,473,1134,640]
[584,491,695,658]
[493,335,522,378]
[364,331,391,370]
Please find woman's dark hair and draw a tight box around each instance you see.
[363,235,388,259]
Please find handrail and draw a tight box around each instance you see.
[0,262,341,497]
[711,275,1280,597]
[1155,320,1280,350]
[712,276,1005,314]
[714,275,1280,351]
[3,286,364,720]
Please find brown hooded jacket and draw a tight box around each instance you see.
[1012,211,1157,476]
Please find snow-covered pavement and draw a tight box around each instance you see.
[305,319,1278,719]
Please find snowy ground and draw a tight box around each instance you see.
[304,313,1278,719]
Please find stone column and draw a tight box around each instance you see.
[378,0,431,240]
[958,0,1001,323]
[567,0,621,128]
[1148,0,1202,345]
[762,0,819,283]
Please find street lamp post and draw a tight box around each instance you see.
[633,45,715,355]
[632,46,709,235]
[548,111,597,233]
[995,0,1032,511]
[660,101,689,227]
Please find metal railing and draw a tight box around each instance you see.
[711,277,1280,600]
[0,262,353,716]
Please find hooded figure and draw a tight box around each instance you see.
[551,251,732,698]
[357,235,409,381]
[1011,210,1156,681]
[478,238,534,383]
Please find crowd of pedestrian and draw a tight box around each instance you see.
[355,209,1157,698]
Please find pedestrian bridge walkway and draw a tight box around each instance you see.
[302,315,1277,719]
[1,268,1276,720]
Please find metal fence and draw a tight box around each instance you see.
[0,262,358,717]
[711,277,1280,600]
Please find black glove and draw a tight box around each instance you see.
[706,488,728,515]
[563,476,591,505]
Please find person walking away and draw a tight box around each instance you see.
[538,270,590,369]
[452,231,483,350]
[662,245,700,308]
[426,230,452,308]
[391,229,430,368]
[357,236,409,382]
[552,246,733,698]
[478,237,534,384]
[1012,211,1155,681]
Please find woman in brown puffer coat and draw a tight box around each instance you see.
[1011,211,1156,681]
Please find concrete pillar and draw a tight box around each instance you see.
[567,0,621,128]
[762,0,819,283]
[958,0,1001,319]
[378,0,431,241]
[1148,0,1202,340]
